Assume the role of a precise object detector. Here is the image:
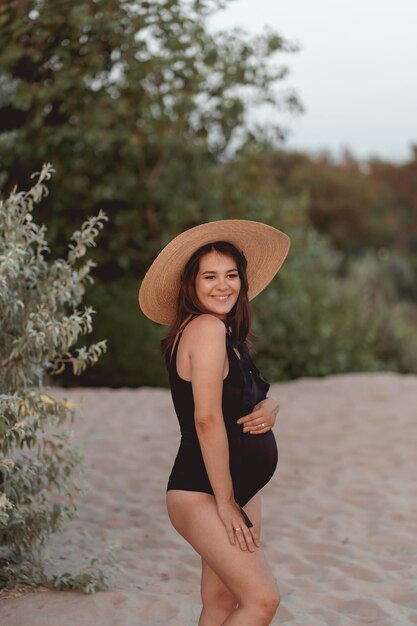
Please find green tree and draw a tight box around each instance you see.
[369,146,417,254]
[0,0,301,279]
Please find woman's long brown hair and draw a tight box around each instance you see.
[160,241,255,359]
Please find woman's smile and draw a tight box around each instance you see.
[212,294,231,301]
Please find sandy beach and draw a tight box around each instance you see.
[1,372,417,625]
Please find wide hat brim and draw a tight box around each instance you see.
[138,219,291,325]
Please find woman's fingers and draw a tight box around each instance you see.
[238,398,280,433]
[234,527,247,551]
[237,408,262,427]
[227,524,237,546]
[234,525,256,552]
[229,520,258,552]
[218,503,259,551]
[242,526,256,552]
[243,420,270,434]
[240,410,268,432]
[250,526,261,548]
[249,423,270,435]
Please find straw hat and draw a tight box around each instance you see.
[138,219,290,325]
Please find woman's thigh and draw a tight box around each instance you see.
[200,493,263,603]
[166,490,277,605]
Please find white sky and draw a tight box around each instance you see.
[209,0,417,163]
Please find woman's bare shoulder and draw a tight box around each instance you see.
[187,314,225,331]
[184,314,226,344]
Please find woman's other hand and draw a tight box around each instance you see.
[216,502,260,552]
[236,396,279,435]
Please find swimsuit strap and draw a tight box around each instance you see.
[166,315,198,368]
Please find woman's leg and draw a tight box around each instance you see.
[167,490,279,626]
[199,559,237,626]
[198,493,262,626]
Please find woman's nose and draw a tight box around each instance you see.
[216,277,229,290]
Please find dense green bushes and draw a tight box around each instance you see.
[253,229,379,379]
[60,277,167,388]
[253,229,417,381]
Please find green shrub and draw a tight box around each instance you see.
[0,164,111,592]
[346,252,417,373]
[253,228,417,380]
[59,276,167,388]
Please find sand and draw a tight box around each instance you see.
[1,372,417,625]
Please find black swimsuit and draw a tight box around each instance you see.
[165,318,278,518]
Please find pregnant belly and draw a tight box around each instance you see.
[236,429,278,506]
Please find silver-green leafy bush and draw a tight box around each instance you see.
[0,164,109,592]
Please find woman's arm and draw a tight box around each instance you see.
[188,314,259,551]
[189,314,233,503]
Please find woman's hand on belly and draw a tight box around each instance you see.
[236,396,280,435]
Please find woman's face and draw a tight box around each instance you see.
[194,250,241,320]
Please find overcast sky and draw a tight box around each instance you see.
[209,0,417,163]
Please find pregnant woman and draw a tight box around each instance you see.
[139,219,290,626]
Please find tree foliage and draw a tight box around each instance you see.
[0,0,301,279]
[277,147,417,260]
[368,147,417,254]
[0,164,110,592]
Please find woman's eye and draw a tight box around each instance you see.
[204,274,238,280]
